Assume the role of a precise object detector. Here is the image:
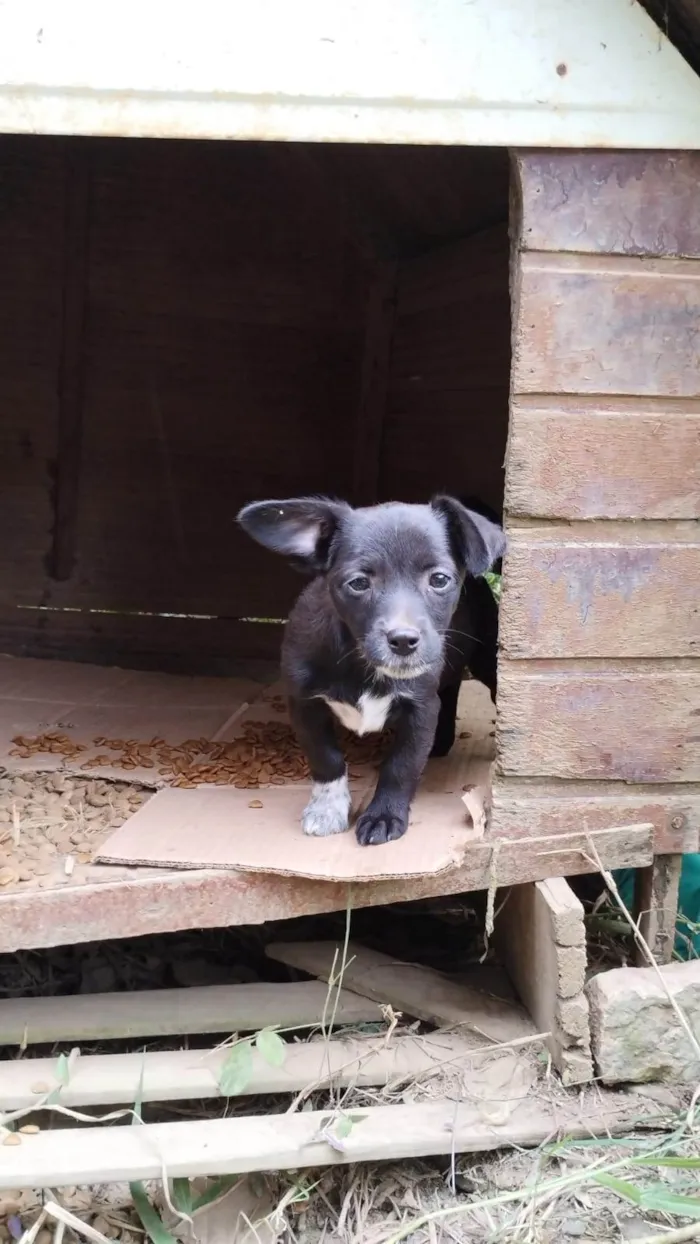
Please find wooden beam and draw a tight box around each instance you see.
[266,941,534,1044]
[0,1096,668,1190]
[352,262,397,505]
[0,1032,477,1111]
[0,981,380,1047]
[634,853,683,966]
[495,878,593,1086]
[48,139,91,582]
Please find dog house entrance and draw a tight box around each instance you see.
[0,136,512,946]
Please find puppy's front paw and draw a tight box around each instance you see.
[301,775,351,837]
[355,806,408,846]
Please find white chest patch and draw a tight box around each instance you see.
[323,692,394,736]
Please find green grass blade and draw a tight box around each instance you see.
[130,1182,178,1244]
[593,1174,642,1205]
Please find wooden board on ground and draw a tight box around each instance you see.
[0,981,381,1046]
[266,941,534,1044]
[0,1032,495,1110]
[0,1096,671,1189]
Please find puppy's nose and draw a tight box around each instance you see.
[387,627,420,655]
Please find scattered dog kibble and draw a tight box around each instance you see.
[248,799,264,809]
[18,1125,40,1135]
[10,721,388,790]
[30,1082,51,1094]
[2,1134,22,1146]
[0,867,18,886]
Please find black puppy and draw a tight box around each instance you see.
[237,496,504,846]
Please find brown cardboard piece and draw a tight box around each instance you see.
[0,653,495,884]
[97,682,495,882]
[95,775,489,882]
[0,653,267,786]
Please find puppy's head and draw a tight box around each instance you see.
[237,496,504,680]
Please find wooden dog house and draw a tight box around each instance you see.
[0,0,698,955]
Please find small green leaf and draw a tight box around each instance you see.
[638,1156,700,1169]
[335,1113,354,1140]
[130,1181,178,1244]
[171,1179,193,1215]
[133,1062,145,1124]
[255,1027,287,1068]
[593,1174,642,1205]
[218,1042,254,1096]
[55,1053,70,1086]
[641,1188,700,1219]
[191,1176,240,1213]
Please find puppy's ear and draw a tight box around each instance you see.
[431,495,505,577]
[237,498,348,572]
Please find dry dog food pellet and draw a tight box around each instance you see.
[12,721,390,790]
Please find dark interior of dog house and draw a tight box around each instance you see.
[0,136,511,672]
[0,134,514,941]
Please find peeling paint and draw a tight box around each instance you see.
[544,548,657,624]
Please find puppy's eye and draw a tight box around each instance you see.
[347,574,371,594]
[429,572,451,590]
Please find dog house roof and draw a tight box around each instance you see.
[1,0,700,149]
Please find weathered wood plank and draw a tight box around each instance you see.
[512,254,700,398]
[500,532,700,659]
[0,826,653,955]
[0,1032,476,1111]
[266,941,534,1043]
[495,877,593,1086]
[0,982,381,1046]
[490,778,700,856]
[0,1098,661,1190]
[634,854,683,966]
[515,151,700,258]
[496,664,700,782]
[352,261,397,505]
[505,399,700,520]
[48,141,91,582]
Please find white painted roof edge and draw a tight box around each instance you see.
[1,0,700,148]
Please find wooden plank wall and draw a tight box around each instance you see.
[494,152,700,856]
[380,225,510,510]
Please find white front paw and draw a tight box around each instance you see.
[302,775,351,837]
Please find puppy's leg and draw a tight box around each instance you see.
[289,697,351,837]
[356,694,439,846]
[430,681,461,757]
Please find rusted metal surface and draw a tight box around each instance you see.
[515,151,700,258]
[506,397,700,521]
[500,524,700,659]
[1,1,700,147]
[0,825,654,953]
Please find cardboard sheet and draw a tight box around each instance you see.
[0,654,495,884]
[0,654,267,786]
[97,684,495,882]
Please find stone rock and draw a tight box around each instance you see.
[587,961,700,1084]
